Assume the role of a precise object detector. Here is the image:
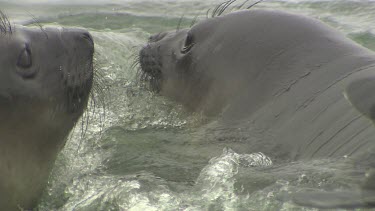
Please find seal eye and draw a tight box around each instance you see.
[17,44,32,69]
[181,32,195,54]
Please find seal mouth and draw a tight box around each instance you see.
[139,45,163,92]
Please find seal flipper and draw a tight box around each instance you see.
[344,67,375,122]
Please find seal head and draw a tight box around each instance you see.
[0,23,94,210]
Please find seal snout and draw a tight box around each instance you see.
[61,28,95,52]
[139,44,163,91]
[57,28,95,113]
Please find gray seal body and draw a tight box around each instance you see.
[140,9,375,208]
[140,9,375,160]
[0,23,94,210]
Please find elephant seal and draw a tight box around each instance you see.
[0,15,94,210]
[139,8,375,208]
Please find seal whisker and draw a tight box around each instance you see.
[206,8,212,19]
[90,87,105,117]
[80,103,90,138]
[92,79,107,107]
[217,0,237,17]
[127,48,142,62]
[0,11,12,34]
[211,1,228,18]
[247,0,263,10]
[79,84,93,140]
[128,53,141,65]
[26,12,48,39]
[234,0,252,11]
[190,14,200,27]
[85,85,107,135]
[176,15,185,32]
[131,61,140,71]
[131,45,143,51]
[73,55,107,142]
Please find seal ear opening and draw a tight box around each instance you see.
[344,68,375,122]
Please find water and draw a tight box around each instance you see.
[2,0,375,210]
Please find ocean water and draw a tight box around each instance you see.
[2,0,375,210]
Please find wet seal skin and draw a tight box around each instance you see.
[0,13,94,210]
[139,3,375,209]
